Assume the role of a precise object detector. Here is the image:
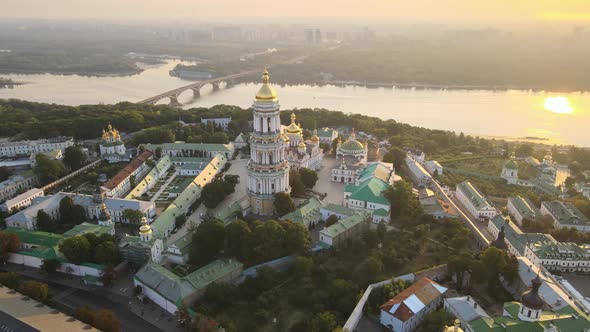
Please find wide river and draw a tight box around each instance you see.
[1,60,589,147]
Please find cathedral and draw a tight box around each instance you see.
[282,113,324,171]
[247,70,291,216]
[99,124,129,163]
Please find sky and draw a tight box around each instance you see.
[2,0,590,23]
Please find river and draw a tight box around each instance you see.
[1,60,589,147]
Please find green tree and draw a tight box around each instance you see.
[281,220,311,254]
[0,167,13,182]
[293,256,313,278]
[325,214,339,227]
[94,241,119,265]
[41,259,61,274]
[384,180,422,220]
[190,218,225,266]
[225,220,251,261]
[0,231,21,264]
[289,169,306,196]
[36,210,56,232]
[93,309,120,332]
[311,311,338,332]
[274,192,295,216]
[421,310,456,332]
[201,180,227,209]
[59,236,91,264]
[0,271,20,289]
[122,209,143,224]
[382,147,406,170]
[175,215,187,229]
[19,280,49,302]
[299,168,319,189]
[34,154,65,185]
[63,145,86,170]
[366,279,409,315]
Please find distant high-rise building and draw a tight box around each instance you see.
[315,29,322,43]
[304,29,314,44]
[212,26,242,41]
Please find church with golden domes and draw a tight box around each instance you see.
[282,113,324,171]
[99,124,129,163]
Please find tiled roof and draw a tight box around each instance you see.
[103,150,153,190]
[380,277,448,322]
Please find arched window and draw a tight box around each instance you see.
[260,116,264,133]
[269,152,273,164]
[267,117,272,133]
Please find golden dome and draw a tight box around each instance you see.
[139,216,152,235]
[283,133,290,142]
[285,113,302,134]
[255,69,278,101]
[311,129,320,142]
[298,140,307,148]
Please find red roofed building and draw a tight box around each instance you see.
[102,150,153,198]
[380,277,448,332]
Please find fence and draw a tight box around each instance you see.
[41,159,102,192]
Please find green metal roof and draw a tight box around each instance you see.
[542,201,590,226]
[6,227,64,247]
[468,301,590,331]
[62,222,114,238]
[347,178,390,205]
[508,196,541,221]
[317,128,335,137]
[504,159,519,170]
[321,211,370,238]
[125,155,172,199]
[280,196,323,226]
[144,142,233,153]
[457,181,493,210]
[135,259,243,304]
[321,203,356,217]
[339,139,364,153]
[356,162,392,184]
[373,208,389,217]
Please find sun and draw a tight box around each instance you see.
[544,96,574,114]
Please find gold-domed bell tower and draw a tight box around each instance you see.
[139,217,153,242]
[247,70,291,216]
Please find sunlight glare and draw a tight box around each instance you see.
[544,96,574,114]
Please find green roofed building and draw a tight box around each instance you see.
[541,200,590,232]
[134,259,243,314]
[446,275,590,332]
[507,196,542,225]
[279,196,323,228]
[319,210,371,247]
[143,142,234,159]
[455,181,499,221]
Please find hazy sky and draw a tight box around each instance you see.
[2,0,590,22]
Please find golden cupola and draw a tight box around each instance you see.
[311,129,320,142]
[286,113,302,134]
[139,216,153,241]
[255,69,278,101]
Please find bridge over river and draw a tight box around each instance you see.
[137,70,258,106]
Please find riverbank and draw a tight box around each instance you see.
[0,68,143,77]
[0,77,23,88]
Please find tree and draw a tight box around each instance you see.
[281,220,311,254]
[353,255,384,285]
[366,279,409,315]
[382,147,406,170]
[225,220,251,261]
[59,196,86,225]
[36,210,56,232]
[175,215,187,229]
[515,144,534,158]
[100,264,117,288]
[325,214,339,227]
[190,218,225,266]
[0,231,21,263]
[299,168,319,189]
[274,192,295,216]
[155,146,162,159]
[447,253,472,291]
[201,180,227,209]
[41,259,61,274]
[0,167,13,182]
[384,180,422,220]
[93,309,120,332]
[293,256,313,278]
[19,280,49,302]
[0,271,20,289]
[421,310,456,332]
[311,311,338,332]
[122,209,143,224]
[59,236,91,264]
[289,169,306,196]
[175,306,192,328]
[74,305,96,324]
[34,154,65,185]
[94,241,119,265]
[63,145,86,170]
